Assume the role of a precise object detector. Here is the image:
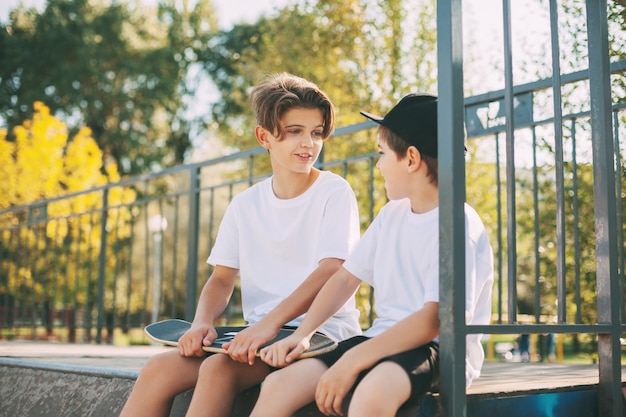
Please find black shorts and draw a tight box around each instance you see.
[315,336,439,404]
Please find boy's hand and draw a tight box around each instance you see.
[259,333,311,367]
[178,323,217,357]
[315,353,360,416]
[222,322,279,365]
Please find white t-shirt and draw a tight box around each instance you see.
[342,199,494,387]
[207,170,362,341]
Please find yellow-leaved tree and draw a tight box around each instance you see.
[0,102,136,339]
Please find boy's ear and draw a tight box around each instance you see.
[255,125,270,149]
[406,146,422,172]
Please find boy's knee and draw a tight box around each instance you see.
[198,353,229,374]
[140,352,172,378]
[259,368,286,393]
[350,380,404,417]
[352,363,410,405]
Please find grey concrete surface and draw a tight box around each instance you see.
[0,341,623,417]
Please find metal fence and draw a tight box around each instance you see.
[0,130,388,342]
[437,1,624,416]
[0,1,625,416]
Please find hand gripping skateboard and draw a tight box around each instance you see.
[144,319,337,359]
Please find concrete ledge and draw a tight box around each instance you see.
[0,358,429,417]
[0,358,194,417]
[0,358,139,417]
[0,356,612,417]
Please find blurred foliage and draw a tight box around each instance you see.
[200,0,438,161]
[0,102,136,325]
[0,101,135,210]
[0,0,218,175]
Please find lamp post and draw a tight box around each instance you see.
[148,214,168,325]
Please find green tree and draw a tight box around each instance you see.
[0,0,218,175]
[199,0,438,156]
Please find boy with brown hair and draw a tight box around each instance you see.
[250,94,494,417]
[119,73,362,417]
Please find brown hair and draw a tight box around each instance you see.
[379,125,438,185]
[250,73,335,140]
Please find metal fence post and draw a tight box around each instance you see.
[185,167,201,321]
[437,0,467,416]
[585,1,623,416]
[96,188,109,344]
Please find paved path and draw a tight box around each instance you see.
[1,341,623,395]
[0,340,169,371]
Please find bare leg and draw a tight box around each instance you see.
[185,353,271,417]
[120,349,205,417]
[347,362,410,417]
[249,359,328,417]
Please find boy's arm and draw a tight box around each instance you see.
[259,267,362,367]
[224,257,345,364]
[177,265,239,357]
[334,302,438,370]
[261,257,345,328]
[315,302,439,416]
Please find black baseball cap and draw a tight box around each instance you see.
[360,94,438,157]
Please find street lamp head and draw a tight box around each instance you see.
[148,214,168,233]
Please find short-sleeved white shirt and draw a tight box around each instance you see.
[343,199,494,387]
[207,170,362,341]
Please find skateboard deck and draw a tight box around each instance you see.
[144,319,337,359]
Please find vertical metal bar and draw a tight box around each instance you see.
[41,222,50,335]
[85,212,95,342]
[10,229,18,329]
[72,217,82,342]
[96,189,109,343]
[549,0,567,324]
[368,157,376,327]
[152,201,166,324]
[16,228,24,336]
[51,218,62,334]
[62,219,71,329]
[185,167,201,321]
[29,224,38,338]
[10,229,17,330]
[111,208,122,338]
[495,134,503,324]
[531,128,541,324]
[502,0,517,323]
[0,229,8,328]
[142,197,150,325]
[570,120,582,324]
[205,187,216,321]
[437,0,467,416]
[124,215,136,333]
[612,111,624,322]
[208,188,215,260]
[4,229,14,329]
[12,228,19,334]
[585,1,623,416]
[15,228,22,332]
[172,196,180,318]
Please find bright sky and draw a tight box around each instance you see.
[0,0,289,27]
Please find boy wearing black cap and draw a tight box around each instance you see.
[249,94,494,417]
